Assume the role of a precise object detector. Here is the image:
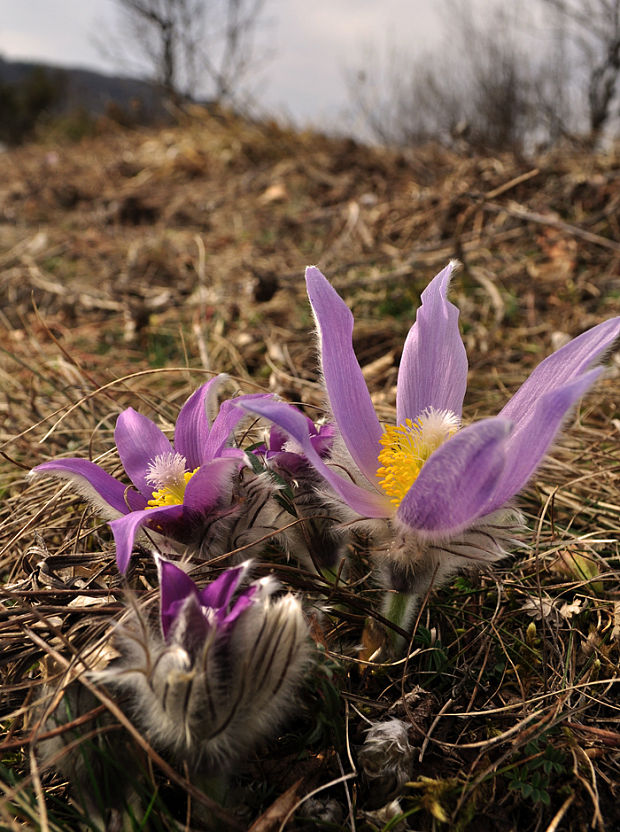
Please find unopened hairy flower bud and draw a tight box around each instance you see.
[359,718,415,807]
[95,560,310,770]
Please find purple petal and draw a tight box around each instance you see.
[267,425,287,452]
[159,559,198,639]
[198,563,248,610]
[115,408,173,498]
[499,317,620,427]
[306,266,383,484]
[109,504,184,573]
[396,417,512,537]
[174,378,221,470]
[219,447,246,460]
[265,419,333,463]
[167,594,211,649]
[217,586,257,626]
[489,367,604,510]
[31,458,146,516]
[267,451,309,475]
[312,422,336,457]
[203,399,245,459]
[239,397,391,518]
[205,394,270,460]
[396,263,468,424]
[182,457,242,513]
[204,372,232,428]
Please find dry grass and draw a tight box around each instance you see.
[0,111,619,830]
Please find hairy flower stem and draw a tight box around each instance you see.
[381,590,418,652]
[196,773,229,806]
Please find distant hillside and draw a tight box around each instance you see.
[0,57,169,123]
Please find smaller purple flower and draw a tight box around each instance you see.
[31,376,268,573]
[95,560,310,768]
[249,413,335,501]
[255,419,336,477]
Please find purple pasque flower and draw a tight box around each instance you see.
[96,559,309,768]
[31,375,268,573]
[240,263,620,592]
[248,416,352,573]
[256,419,335,477]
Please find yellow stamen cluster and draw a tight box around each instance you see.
[147,469,198,508]
[376,409,459,507]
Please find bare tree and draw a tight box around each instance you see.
[540,0,620,138]
[102,0,268,104]
[208,0,268,101]
[346,43,448,146]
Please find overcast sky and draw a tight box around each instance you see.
[0,0,444,130]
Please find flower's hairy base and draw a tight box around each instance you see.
[377,408,460,506]
[266,458,351,572]
[378,507,525,598]
[190,469,287,563]
[146,452,198,508]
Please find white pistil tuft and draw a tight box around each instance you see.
[146,452,198,508]
[146,452,188,491]
[415,407,460,448]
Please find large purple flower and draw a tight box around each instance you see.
[240,264,620,587]
[96,559,309,768]
[31,376,267,573]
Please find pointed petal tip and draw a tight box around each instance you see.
[304,265,348,314]
[109,504,183,574]
[27,457,145,516]
[500,315,620,430]
[305,264,324,281]
[302,266,383,481]
[422,261,457,300]
[489,365,606,510]
[160,559,196,600]
[397,261,468,423]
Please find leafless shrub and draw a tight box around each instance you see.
[347,5,541,153]
[347,0,620,152]
[540,0,620,139]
